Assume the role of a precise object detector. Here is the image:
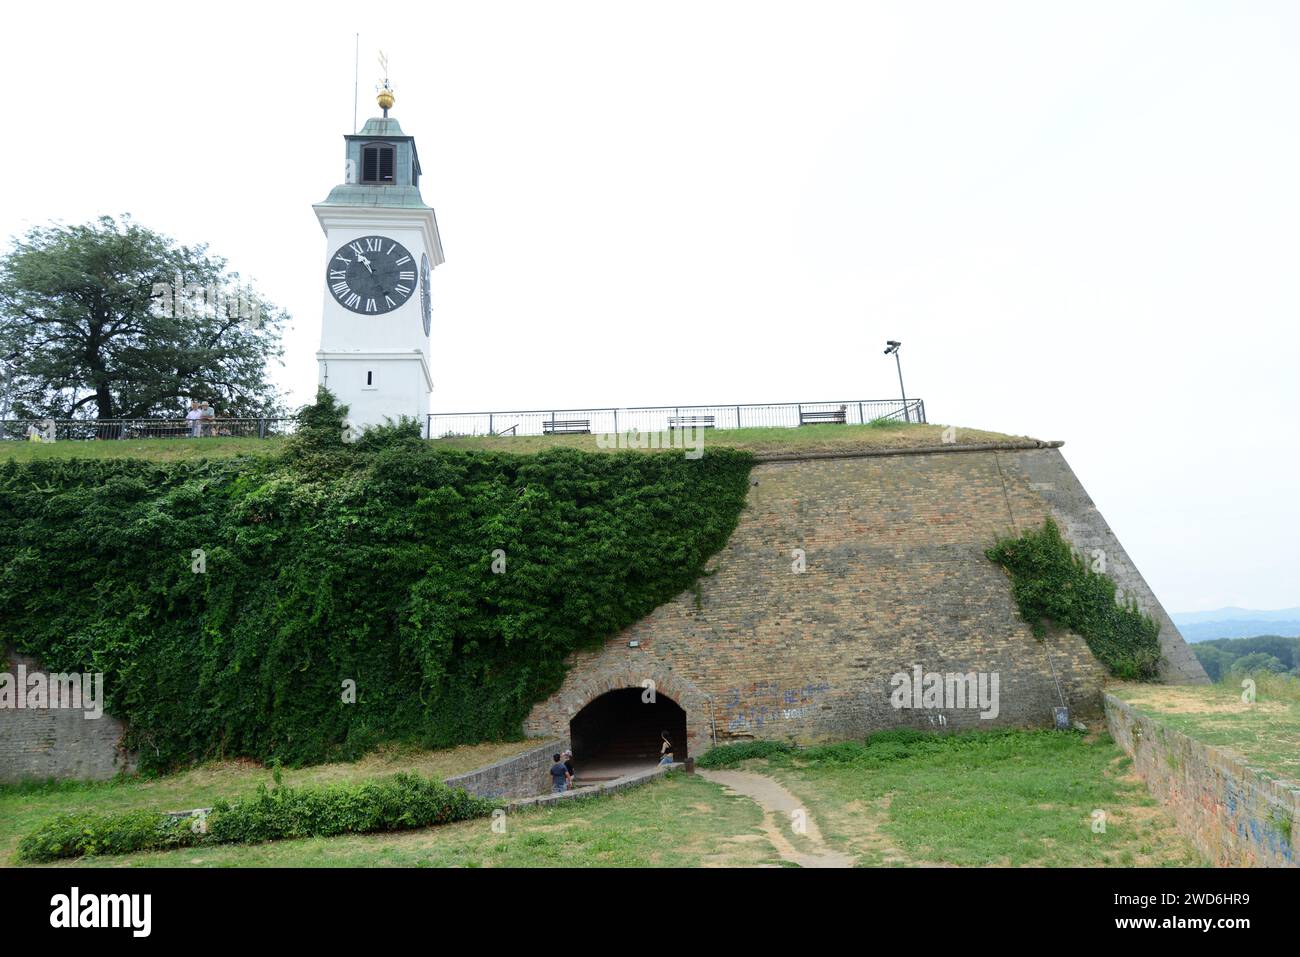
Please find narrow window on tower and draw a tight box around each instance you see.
[361,145,396,184]
[367,370,373,386]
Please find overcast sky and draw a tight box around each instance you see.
[2,1,1297,612]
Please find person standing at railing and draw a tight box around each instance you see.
[186,401,202,437]
[200,401,215,437]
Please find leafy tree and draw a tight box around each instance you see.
[1227,651,1287,676]
[1193,644,1230,682]
[0,215,286,419]
[1198,635,1300,679]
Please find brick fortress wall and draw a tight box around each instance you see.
[525,443,1207,756]
[0,651,136,783]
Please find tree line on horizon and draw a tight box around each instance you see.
[1193,635,1300,682]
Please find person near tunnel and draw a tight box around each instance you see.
[659,730,674,766]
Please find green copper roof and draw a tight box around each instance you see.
[318,112,430,206]
[355,116,409,138]
[316,184,430,209]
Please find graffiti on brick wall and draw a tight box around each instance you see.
[724,680,830,733]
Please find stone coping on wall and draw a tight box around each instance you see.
[503,764,679,813]
[751,439,1064,463]
[442,738,566,800]
[1104,693,1299,867]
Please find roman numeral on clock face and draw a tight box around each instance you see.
[365,299,377,312]
[331,281,350,295]
[395,256,411,265]
[345,292,361,309]
[399,271,415,280]
[395,284,411,295]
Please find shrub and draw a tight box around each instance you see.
[985,518,1162,680]
[206,772,496,844]
[18,809,200,862]
[18,772,496,862]
[695,740,796,768]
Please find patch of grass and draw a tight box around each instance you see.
[40,774,777,869]
[1110,681,1300,784]
[0,740,537,865]
[431,423,1032,457]
[19,772,497,863]
[7,731,1205,868]
[0,437,286,464]
[2,423,1033,464]
[751,729,1202,867]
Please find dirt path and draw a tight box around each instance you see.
[698,769,855,868]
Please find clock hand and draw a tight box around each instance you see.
[356,253,374,273]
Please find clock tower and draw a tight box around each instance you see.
[314,83,444,432]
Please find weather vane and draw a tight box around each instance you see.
[376,50,394,117]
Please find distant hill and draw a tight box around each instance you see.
[1170,608,1300,643]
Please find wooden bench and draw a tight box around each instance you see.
[542,418,591,435]
[799,409,847,425]
[667,415,715,430]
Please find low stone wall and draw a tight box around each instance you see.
[0,651,136,784]
[504,764,677,813]
[1104,693,1298,867]
[443,739,566,800]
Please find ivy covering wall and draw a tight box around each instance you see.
[986,518,1163,681]
[0,394,753,771]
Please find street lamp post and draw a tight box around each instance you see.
[883,340,908,423]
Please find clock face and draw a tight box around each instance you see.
[419,254,432,336]
[325,235,417,315]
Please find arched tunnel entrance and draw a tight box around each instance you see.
[569,688,688,782]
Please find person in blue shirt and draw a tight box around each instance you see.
[549,754,571,793]
[562,750,575,788]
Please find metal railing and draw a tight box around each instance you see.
[1,418,298,441]
[2,398,928,444]
[426,398,926,439]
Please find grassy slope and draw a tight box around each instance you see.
[0,741,535,866]
[0,422,1035,464]
[762,731,1202,867]
[36,774,778,869]
[1109,677,1300,784]
[432,422,1034,456]
[6,731,1201,868]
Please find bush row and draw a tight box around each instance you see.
[18,771,496,862]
